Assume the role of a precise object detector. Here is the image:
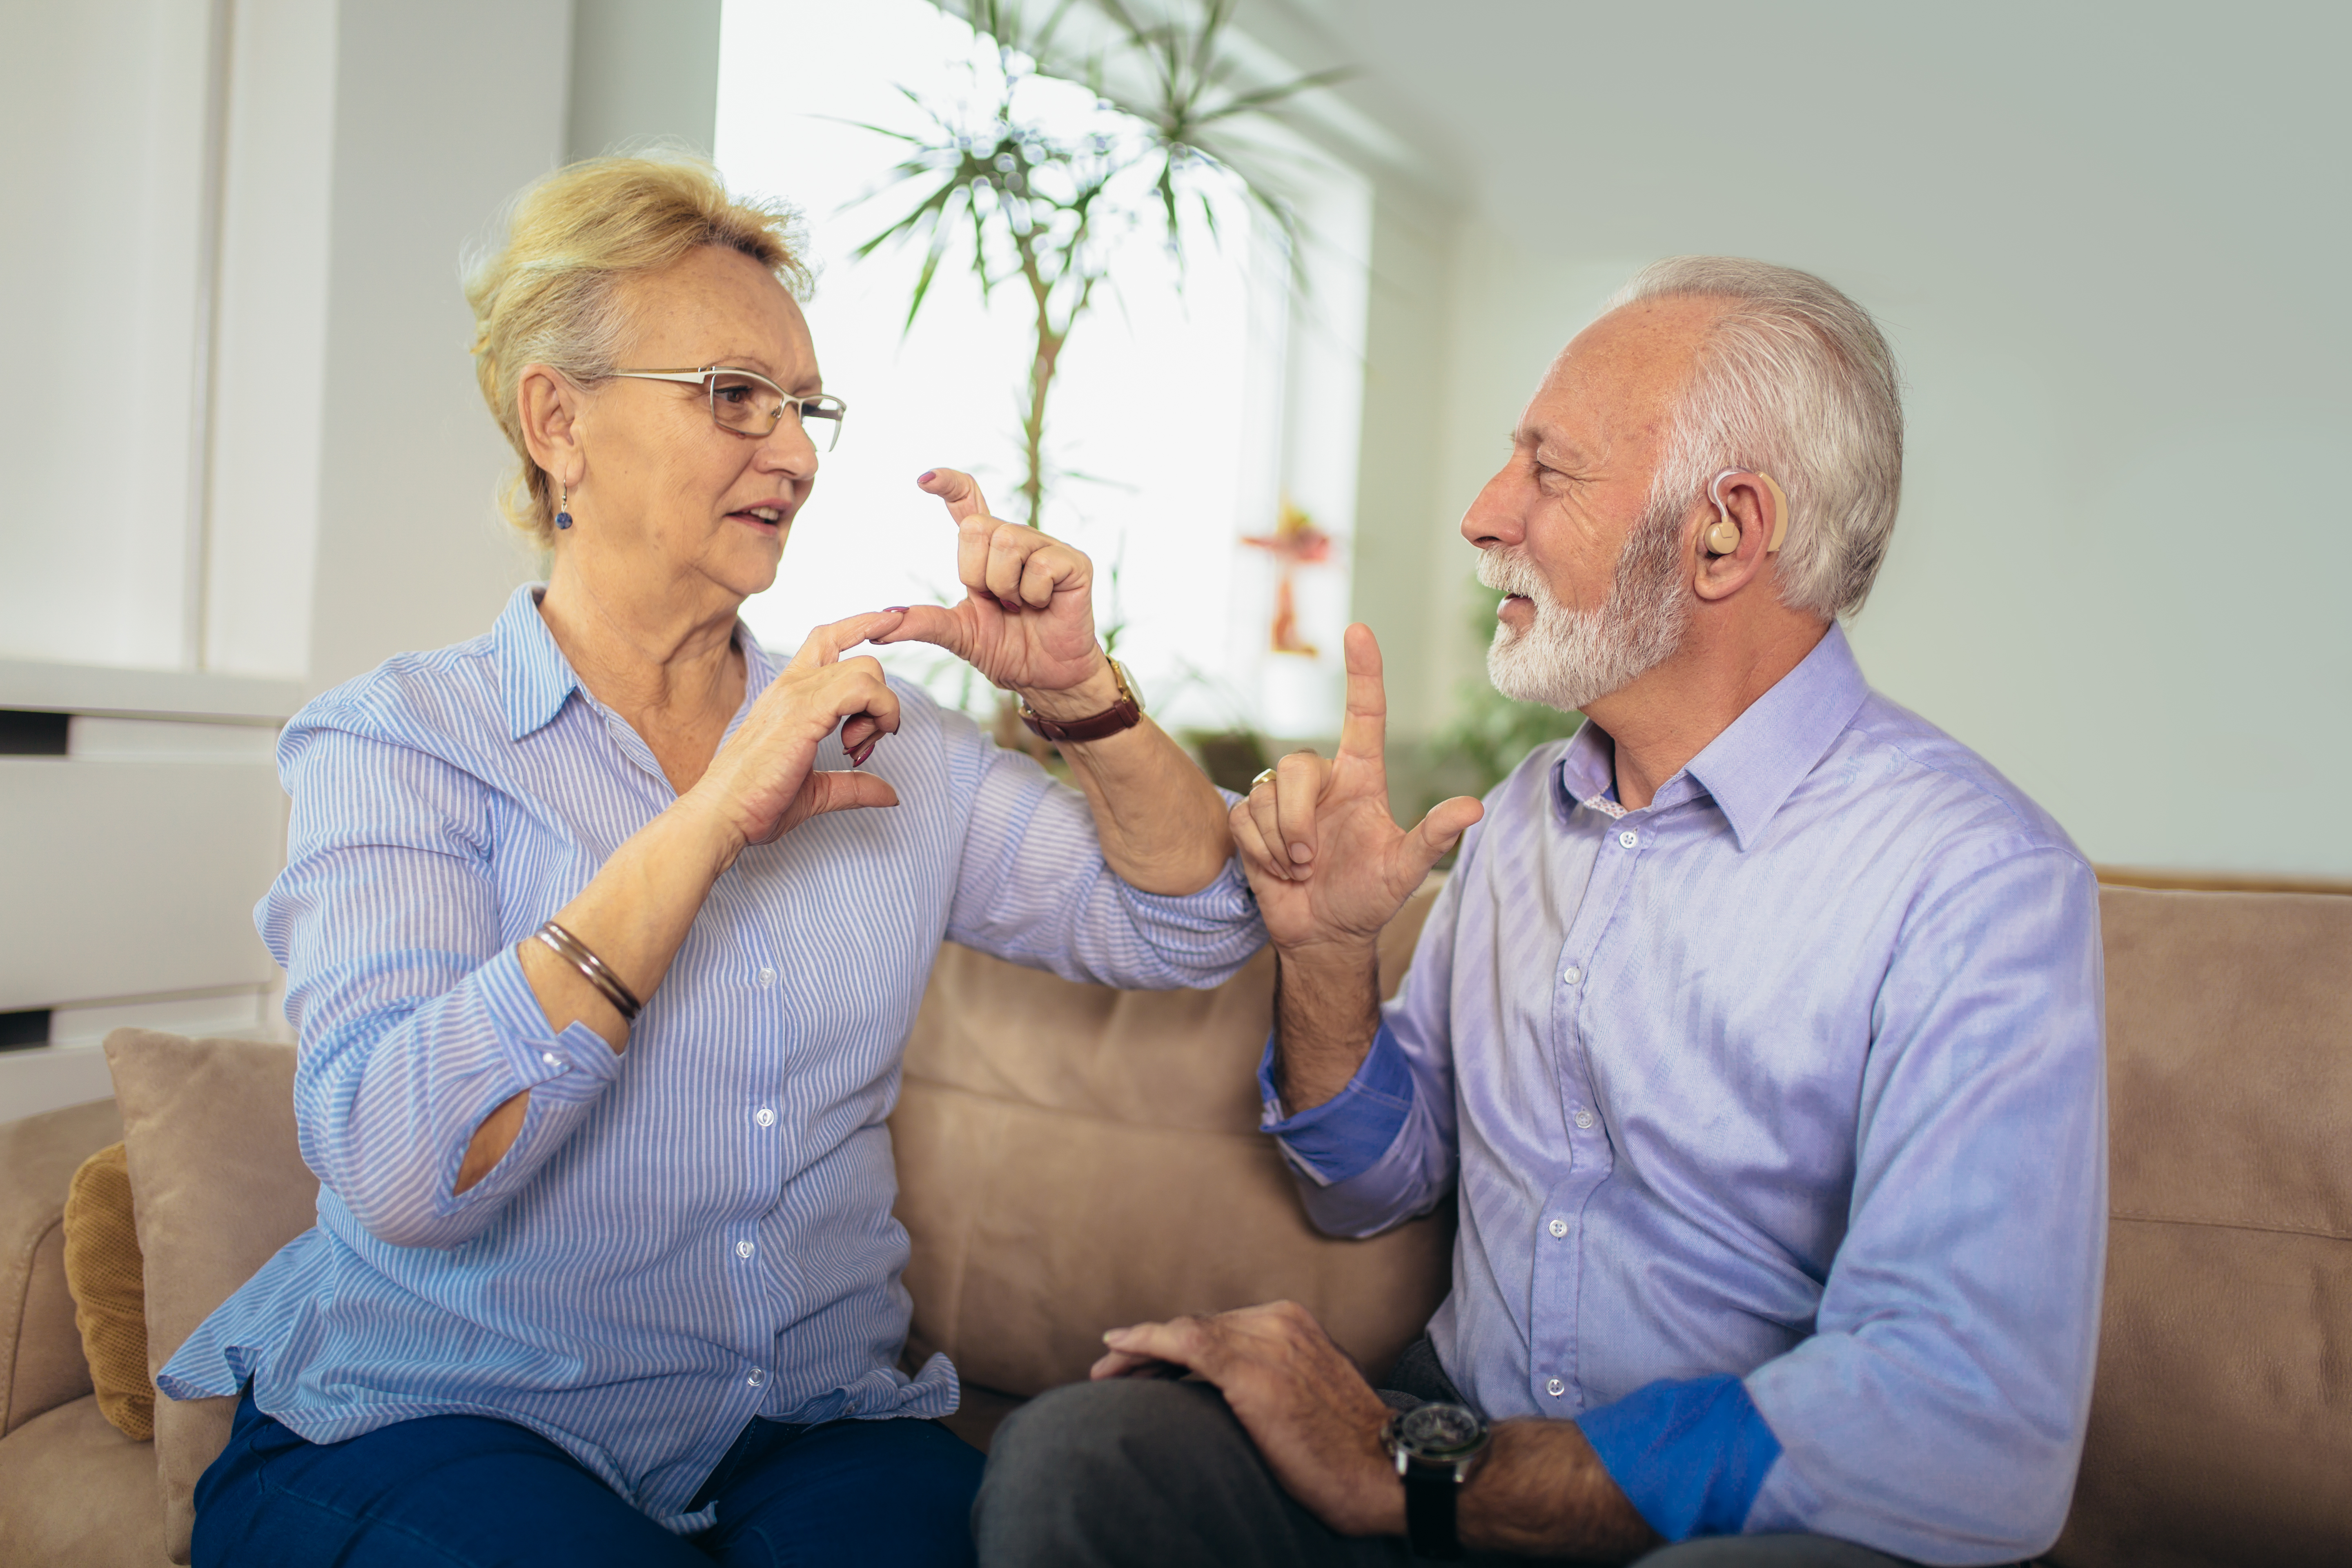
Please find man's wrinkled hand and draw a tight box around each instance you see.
[1091,1301,1405,1539]
[1231,624,1483,953]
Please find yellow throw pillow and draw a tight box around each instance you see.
[62,1140,154,1441]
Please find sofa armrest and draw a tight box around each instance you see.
[0,1098,123,1434]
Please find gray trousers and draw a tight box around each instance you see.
[973,1365,1917,1568]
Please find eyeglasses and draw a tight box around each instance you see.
[606,365,848,451]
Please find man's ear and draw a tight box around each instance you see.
[1693,473,1777,604]
[517,364,584,492]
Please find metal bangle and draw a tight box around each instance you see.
[534,920,643,1023]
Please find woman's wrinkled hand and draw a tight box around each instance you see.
[874,469,1107,698]
[679,608,906,859]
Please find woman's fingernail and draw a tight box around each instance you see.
[883,605,909,614]
[918,470,938,485]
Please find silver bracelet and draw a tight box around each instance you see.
[534,920,643,1023]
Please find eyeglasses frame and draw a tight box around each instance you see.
[605,365,847,450]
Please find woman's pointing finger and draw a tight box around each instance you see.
[917,467,992,524]
[788,608,907,671]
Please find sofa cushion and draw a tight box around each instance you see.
[0,1098,120,1437]
[62,1143,154,1440]
[891,884,1453,1397]
[0,1392,172,1568]
[2052,888,2352,1568]
[105,1030,315,1566]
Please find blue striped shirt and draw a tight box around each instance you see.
[1263,626,2107,1564]
[159,584,1263,1532]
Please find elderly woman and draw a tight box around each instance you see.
[157,156,1259,1566]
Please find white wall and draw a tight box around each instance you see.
[0,0,725,1120]
[0,0,218,670]
[1294,0,2352,878]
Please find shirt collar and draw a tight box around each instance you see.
[496,585,581,741]
[492,583,777,743]
[1554,622,1871,850]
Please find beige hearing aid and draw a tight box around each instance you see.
[1706,470,1790,555]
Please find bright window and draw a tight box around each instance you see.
[715,0,1368,736]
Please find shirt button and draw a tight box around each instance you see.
[1561,967,1581,985]
[735,1240,755,1259]
[1574,1110,1596,1129]
[757,966,777,988]
[541,1051,562,1068]
[1618,830,1639,849]
[754,1108,776,1128]
[1546,1377,1565,1398]
[1548,1217,1568,1238]
[746,1368,766,1388]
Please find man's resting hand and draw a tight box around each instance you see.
[1093,1300,1660,1560]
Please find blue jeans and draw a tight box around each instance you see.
[193,1388,983,1567]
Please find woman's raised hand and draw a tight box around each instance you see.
[1232,625,1485,952]
[875,470,1107,696]
[681,609,906,858]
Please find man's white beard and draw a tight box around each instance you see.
[1479,504,1690,713]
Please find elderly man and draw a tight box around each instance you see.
[972,258,2106,1568]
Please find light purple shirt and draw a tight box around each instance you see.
[1264,625,2106,1564]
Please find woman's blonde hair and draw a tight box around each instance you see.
[463,153,811,546]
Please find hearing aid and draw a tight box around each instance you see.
[1706,470,1791,555]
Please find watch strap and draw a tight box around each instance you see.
[1018,658,1143,744]
[1401,1462,1464,1560]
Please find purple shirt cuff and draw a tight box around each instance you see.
[1577,1374,1782,1540]
[1255,1019,1416,1185]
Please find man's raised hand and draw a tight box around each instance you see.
[1232,624,1483,953]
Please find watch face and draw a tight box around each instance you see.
[1398,1402,1485,1457]
[1109,657,1144,710]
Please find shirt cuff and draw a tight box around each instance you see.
[475,944,623,1105]
[1256,1019,1415,1186]
[1575,1374,1782,1540]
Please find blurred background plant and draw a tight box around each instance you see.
[853,0,1337,530]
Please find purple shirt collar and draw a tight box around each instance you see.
[1555,622,1872,851]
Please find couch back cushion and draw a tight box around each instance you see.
[891,884,1453,1396]
[105,1029,316,1564]
[0,1097,121,1437]
[2053,888,2352,1568]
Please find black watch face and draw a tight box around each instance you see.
[1399,1401,1483,1457]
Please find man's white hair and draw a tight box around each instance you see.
[1607,258,1904,619]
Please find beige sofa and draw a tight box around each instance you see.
[2,884,2348,1566]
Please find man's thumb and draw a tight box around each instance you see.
[1407,796,1483,874]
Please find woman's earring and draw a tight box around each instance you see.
[555,481,572,531]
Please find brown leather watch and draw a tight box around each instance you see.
[1018,656,1144,744]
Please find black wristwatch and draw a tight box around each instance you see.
[1383,1401,1490,1560]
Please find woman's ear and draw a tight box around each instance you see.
[517,364,584,492]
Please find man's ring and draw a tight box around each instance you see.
[1251,768,1277,789]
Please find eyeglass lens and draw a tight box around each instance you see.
[707,372,844,451]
